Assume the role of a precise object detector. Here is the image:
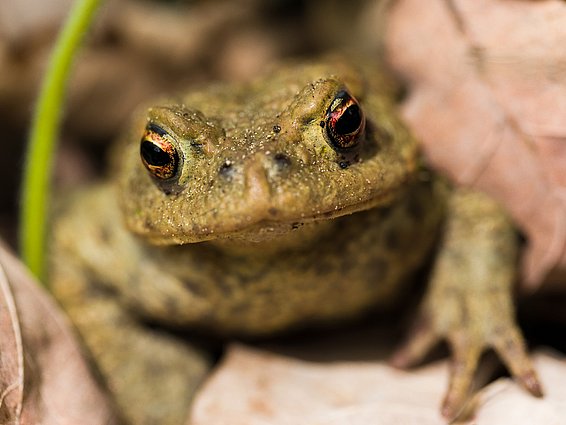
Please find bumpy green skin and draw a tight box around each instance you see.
[49,59,537,425]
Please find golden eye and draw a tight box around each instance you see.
[140,124,179,180]
[325,90,365,150]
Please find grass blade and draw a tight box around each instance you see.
[20,0,102,281]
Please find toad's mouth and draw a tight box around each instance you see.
[143,192,395,246]
[216,197,382,241]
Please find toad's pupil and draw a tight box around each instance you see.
[141,140,171,166]
[335,104,362,135]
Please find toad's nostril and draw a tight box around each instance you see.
[219,160,236,178]
[273,153,291,169]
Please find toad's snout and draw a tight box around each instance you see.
[244,154,272,209]
[240,151,294,213]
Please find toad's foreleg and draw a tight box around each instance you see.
[391,189,542,421]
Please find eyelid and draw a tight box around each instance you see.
[288,79,342,127]
[147,123,169,137]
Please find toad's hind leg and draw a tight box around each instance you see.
[49,255,213,425]
[391,189,542,421]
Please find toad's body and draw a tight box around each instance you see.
[49,59,541,425]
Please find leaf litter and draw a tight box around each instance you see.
[385,0,566,289]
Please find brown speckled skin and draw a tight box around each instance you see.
[49,59,539,425]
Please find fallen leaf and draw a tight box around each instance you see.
[384,0,566,288]
[189,344,447,425]
[0,241,119,424]
[475,351,566,424]
[0,247,24,423]
[189,344,566,425]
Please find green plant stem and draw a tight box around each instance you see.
[20,0,102,281]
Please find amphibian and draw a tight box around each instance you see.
[49,57,542,425]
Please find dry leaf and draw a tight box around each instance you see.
[474,351,566,424]
[0,248,24,422]
[384,0,566,288]
[0,241,118,424]
[189,344,447,425]
[189,344,566,425]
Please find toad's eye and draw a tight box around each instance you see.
[325,90,365,150]
[140,124,179,180]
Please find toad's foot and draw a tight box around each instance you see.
[390,190,542,421]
